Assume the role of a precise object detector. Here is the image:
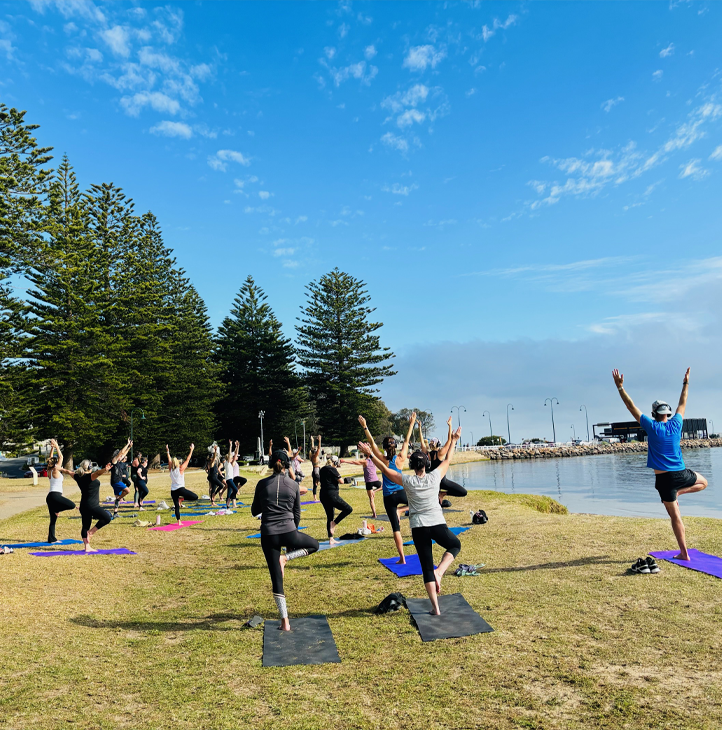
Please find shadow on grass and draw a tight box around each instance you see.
[71,612,254,632]
[482,555,621,573]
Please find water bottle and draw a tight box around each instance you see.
[156,514,161,526]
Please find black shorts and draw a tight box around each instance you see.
[655,469,699,503]
[365,480,382,492]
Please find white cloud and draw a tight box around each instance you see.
[709,145,722,161]
[601,96,624,113]
[380,132,409,153]
[29,0,106,24]
[397,108,426,128]
[321,58,378,87]
[295,215,308,224]
[258,190,272,199]
[273,247,295,257]
[660,43,675,58]
[99,25,130,57]
[120,91,180,116]
[481,14,517,42]
[679,158,708,180]
[364,44,377,60]
[382,182,419,196]
[150,120,192,138]
[652,69,663,81]
[382,84,429,114]
[324,46,336,59]
[338,22,349,38]
[403,44,446,72]
[208,149,251,172]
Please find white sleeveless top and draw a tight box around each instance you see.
[170,467,184,491]
[48,472,64,494]
[233,461,240,478]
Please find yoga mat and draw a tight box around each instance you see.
[262,615,341,667]
[1,539,83,549]
[442,509,464,513]
[378,553,433,577]
[30,548,137,557]
[301,501,320,505]
[406,593,494,642]
[178,511,235,516]
[147,521,203,531]
[403,526,471,546]
[104,500,156,505]
[247,527,307,539]
[648,548,722,579]
[367,514,408,522]
[317,537,366,552]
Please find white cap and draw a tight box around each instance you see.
[652,400,673,415]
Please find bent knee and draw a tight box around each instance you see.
[696,473,708,488]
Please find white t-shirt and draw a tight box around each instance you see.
[401,469,444,529]
[233,461,240,478]
[170,467,185,491]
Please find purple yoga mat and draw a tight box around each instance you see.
[29,548,137,557]
[648,548,722,579]
[300,500,320,505]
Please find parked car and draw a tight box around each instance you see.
[24,465,48,478]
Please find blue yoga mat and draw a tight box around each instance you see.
[317,537,366,552]
[300,501,320,506]
[1,539,83,549]
[403,525,471,546]
[378,553,435,577]
[178,511,235,516]
[247,527,308,539]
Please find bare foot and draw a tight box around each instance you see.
[429,608,441,616]
[329,520,336,536]
[434,569,442,595]
[396,557,406,565]
[177,520,183,526]
[674,552,690,560]
[84,546,98,554]
[279,554,287,578]
[139,507,145,511]
[279,619,291,632]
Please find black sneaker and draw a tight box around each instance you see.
[630,558,650,574]
[646,557,660,574]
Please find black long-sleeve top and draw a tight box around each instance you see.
[251,473,301,535]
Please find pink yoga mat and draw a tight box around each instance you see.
[147,521,203,531]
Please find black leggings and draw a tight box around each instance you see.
[412,524,462,584]
[208,475,225,500]
[383,489,409,533]
[172,488,198,520]
[320,490,353,537]
[80,504,111,539]
[46,492,76,542]
[440,476,467,498]
[137,479,149,504]
[261,529,320,595]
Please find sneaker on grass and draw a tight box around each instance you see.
[646,557,661,574]
[631,558,651,574]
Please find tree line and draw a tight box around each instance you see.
[0,102,403,465]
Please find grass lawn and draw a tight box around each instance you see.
[0,468,721,730]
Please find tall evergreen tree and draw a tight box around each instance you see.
[215,275,311,453]
[296,268,396,453]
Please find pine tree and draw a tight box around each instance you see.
[216,275,311,454]
[296,268,396,453]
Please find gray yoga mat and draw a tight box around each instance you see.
[406,593,494,642]
[262,615,341,667]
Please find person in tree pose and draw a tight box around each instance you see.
[340,453,382,518]
[45,439,77,543]
[166,443,197,524]
[231,440,248,503]
[223,439,240,509]
[359,425,464,615]
[291,447,305,487]
[206,445,226,507]
[420,417,468,504]
[73,441,130,553]
[135,457,149,510]
[358,411,416,564]
[252,448,319,631]
[131,451,142,508]
[110,440,134,518]
[613,367,708,560]
[309,435,322,502]
[319,454,353,544]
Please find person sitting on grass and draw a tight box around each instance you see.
[358,424,464,616]
[166,443,196,525]
[613,367,708,560]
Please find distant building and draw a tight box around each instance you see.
[593,419,709,442]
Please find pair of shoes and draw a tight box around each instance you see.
[2,546,14,554]
[631,557,660,574]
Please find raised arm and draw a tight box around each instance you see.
[91,463,112,481]
[358,415,385,462]
[50,439,63,470]
[398,411,417,463]
[113,438,133,464]
[340,458,366,466]
[612,369,642,423]
[180,443,194,473]
[417,420,427,453]
[434,427,462,480]
[283,437,293,458]
[166,444,171,466]
[676,368,690,417]
[358,442,402,486]
[233,440,240,462]
[437,416,454,459]
[267,439,273,460]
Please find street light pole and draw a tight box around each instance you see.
[507,403,514,445]
[580,405,589,442]
[544,398,559,444]
[130,408,145,449]
[571,424,576,442]
[258,410,265,463]
[451,405,466,430]
[483,410,493,444]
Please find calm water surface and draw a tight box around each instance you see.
[448,448,721,519]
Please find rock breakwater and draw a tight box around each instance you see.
[485,438,722,461]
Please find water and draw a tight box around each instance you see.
[447,448,721,519]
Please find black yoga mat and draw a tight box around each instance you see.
[406,593,494,642]
[262,615,341,667]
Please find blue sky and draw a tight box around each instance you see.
[3,0,722,441]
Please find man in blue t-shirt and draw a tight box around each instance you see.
[613,367,707,560]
